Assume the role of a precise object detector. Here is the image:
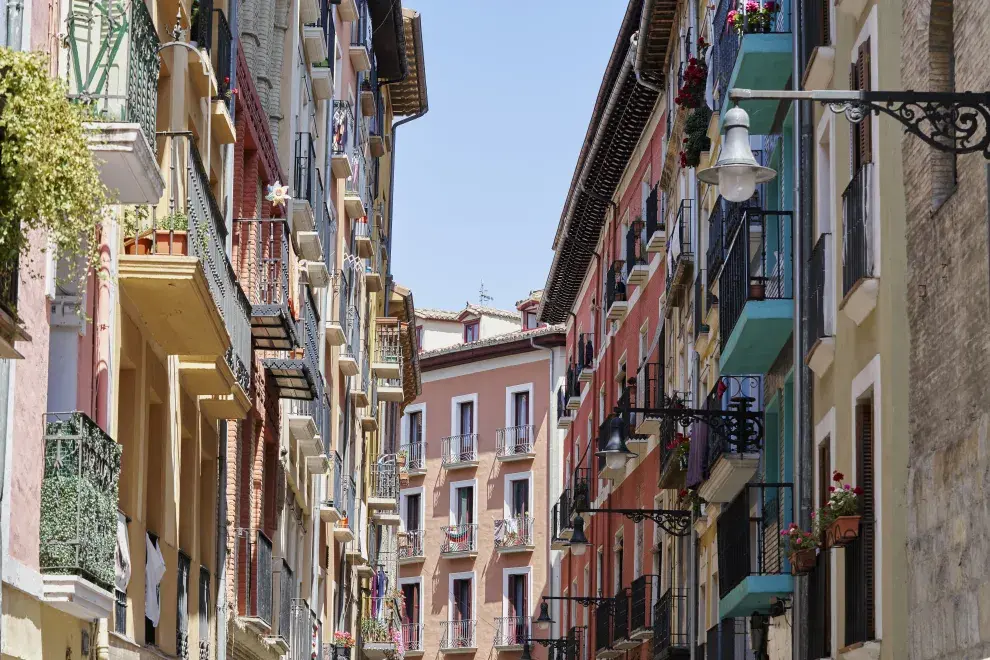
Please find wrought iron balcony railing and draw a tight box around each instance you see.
[399,441,425,472]
[332,100,354,157]
[494,515,534,549]
[577,333,595,371]
[809,232,832,351]
[717,483,792,600]
[362,596,402,644]
[718,207,792,349]
[694,271,706,337]
[350,0,373,49]
[645,185,662,245]
[664,200,693,294]
[299,289,322,382]
[344,476,357,530]
[625,221,647,282]
[277,560,295,642]
[712,0,792,111]
[630,575,655,636]
[40,411,121,592]
[494,617,531,647]
[604,260,627,313]
[403,623,424,652]
[305,0,333,56]
[295,132,318,210]
[237,529,273,626]
[329,450,344,510]
[843,164,873,297]
[375,319,402,366]
[399,529,425,560]
[594,600,613,652]
[371,456,399,503]
[191,3,232,105]
[551,488,573,542]
[291,600,315,660]
[440,524,478,554]
[613,587,630,643]
[64,0,160,146]
[496,425,535,457]
[441,434,478,466]
[441,620,477,650]
[236,218,298,351]
[652,587,688,658]
[704,375,763,468]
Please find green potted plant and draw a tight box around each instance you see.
[782,522,819,575]
[821,470,863,548]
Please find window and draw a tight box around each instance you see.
[524,311,538,330]
[403,582,421,639]
[512,391,530,427]
[409,411,423,445]
[455,485,474,525]
[458,401,474,435]
[405,493,421,530]
[415,325,423,350]
[463,321,479,343]
[508,573,528,620]
[614,535,624,594]
[634,520,644,578]
[596,548,604,596]
[453,578,472,621]
[510,478,529,517]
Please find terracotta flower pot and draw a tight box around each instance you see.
[124,229,189,256]
[790,548,817,575]
[749,280,766,300]
[827,515,861,548]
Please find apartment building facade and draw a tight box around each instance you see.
[0,1,426,660]
[396,300,564,659]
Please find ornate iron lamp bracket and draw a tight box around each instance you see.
[541,595,621,614]
[575,506,691,537]
[620,394,764,454]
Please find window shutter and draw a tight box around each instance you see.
[857,401,876,640]
[820,0,831,46]
[857,39,873,165]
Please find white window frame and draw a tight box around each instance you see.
[450,393,479,436]
[505,383,535,429]
[501,566,533,619]
[399,575,424,623]
[400,486,425,532]
[503,471,534,518]
[815,406,838,654]
[851,7,882,279]
[449,478,478,525]
[448,570,476,622]
[401,403,426,448]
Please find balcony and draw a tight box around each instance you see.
[236,219,297,352]
[326,272,348,347]
[353,216,373,257]
[440,620,477,653]
[361,597,402,660]
[263,289,321,401]
[651,588,688,660]
[440,524,478,558]
[303,9,331,64]
[333,476,357,542]
[807,232,835,376]
[644,186,665,253]
[365,234,384,293]
[712,0,794,134]
[664,200,694,300]
[612,588,636,650]
[630,362,663,437]
[577,333,595,381]
[339,301,362,377]
[494,617,531,650]
[293,132,320,244]
[398,529,425,564]
[594,601,619,659]
[441,434,478,469]
[604,260,628,322]
[39,412,119,620]
[840,164,877,325]
[717,207,793,376]
[273,562,294,648]
[337,0,358,21]
[348,352,371,407]
[625,222,650,287]
[373,319,403,377]
[403,623,425,656]
[286,395,321,461]
[494,515,535,553]
[349,4,373,72]
[312,61,333,100]
[496,425,535,461]
[556,387,575,430]
[378,376,403,403]
[360,74,377,117]
[716,483,794,619]
[550,489,573,550]
[658,401,689,490]
[331,101,354,179]
[289,600,316,659]
[629,575,656,641]
[190,4,235,141]
[369,456,400,514]
[693,271,710,355]
[319,451,344,523]
[698,376,763,504]
[307,170,336,289]
[236,529,273,631]
[361,384,380,433]
[565,363,582,409]
[64,0,164,204]
[400,442,426,475]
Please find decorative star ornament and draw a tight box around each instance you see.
[266,181,291,208]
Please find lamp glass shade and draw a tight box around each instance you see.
[697,106,776,201]
[570,542,588,557]
[595,416,636,468]
[536,602,553,630]
[718,165,757,203]
[605,452,629,471]
[569,515,590,556]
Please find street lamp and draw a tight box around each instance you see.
[697,105,776,202]
[568,515,589,556]
[536,602,554,631]
[595,416,637,471]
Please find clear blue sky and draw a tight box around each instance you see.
[389,1,626,312]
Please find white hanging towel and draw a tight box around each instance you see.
[145,534,166,626]
[115,512,131,593]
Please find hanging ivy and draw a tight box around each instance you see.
[679,105,713,169]
[0,49,108,282]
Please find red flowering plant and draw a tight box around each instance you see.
[819,470,863,522]
[666,431,691,462]
[674,37,708,109]
[781,522,818,552]
[728,1,779,35]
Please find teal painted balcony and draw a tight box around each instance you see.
[712,0,793,135]
[717,483,794,619]
[717,205,793,376]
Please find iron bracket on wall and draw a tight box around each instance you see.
[574,505,692,537]
[541,595,623,614]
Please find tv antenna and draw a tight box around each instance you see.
[479,281,493,306]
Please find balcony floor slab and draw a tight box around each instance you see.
[718,574,793,620]
[719,298,793,376]
[718,32,794,135]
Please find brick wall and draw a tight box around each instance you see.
[903,1,990,658]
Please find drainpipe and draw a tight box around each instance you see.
[631,0,663,92]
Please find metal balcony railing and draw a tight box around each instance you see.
[64,0,160,145]
[236,529,273,626]
[344,476,357,531]
[604,260,627,313]
[496,425,534,457]
[809,232,832,351]
[843,164,873,297]
[551,489,573,542]
[350,0,372,49]
[807,550,830,658]
[375,319,402,365]
[707,199,727,286]
[577,332,595,371]
[291,600,315,660]
[664,200,693,294]
[39,412,121,591]
[209,10,233,108]
[295,132,317,209]
[315,169,337,263]
[629,575,654,635]
[624,222,647,282]
[328,450,343,510]
[494,515,534,549]
[717,483,792,600]
[595,601,613,652]
[652,587,688,658]
[440,524,478,554]
[712,0,791,111]
[362,596,401,644]
[645,185,662,244]
[371,455,399,502]
[694,271,705,337]
[402,623,424,652]
[332,100,354,156]
[441,434,477,466]
[441,620,477,649]
[277,561,294,641]
[305,0,332,56]
[613,588,630,643]
[494,617,531,647]
[399,441,425,471]
[399,529,424,560]
[705,376,762,467]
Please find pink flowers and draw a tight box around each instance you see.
[727,9,738,25]
[745,0,759,11]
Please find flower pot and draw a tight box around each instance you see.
[396,454,407,467]
[827,515,861,548]
[124,229,189,256]
[790,548,817,575]
[749,280,766,300]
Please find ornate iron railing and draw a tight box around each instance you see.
[300,289,322,382]
[375,319,402,365]
[332,100,354,156]
[712,0,739,111]
[630,575,655,634]
[402,623,424,651]
[441,434,477,466]
[604,260,627,313]
[496,425,535,457]
[625,221,647,282]
[295,132,318,209]
[371,455,399,502]
[665,200,693,293]
[652,587,688,658]
[494,515,534,549]
[719,208,793,349]
[237,529,273,626]
[399,442,425,471]
[809,232,832,350]
[494,617,531,647]
[704,375,763,466]
[594,601,613,652]
[440,620,477,649]
[578,333,595,371]
[191,0,215,51]
[440,524,478,554]
[843,164,873,296]
[399,529,424,560]
[717,483,792,600]
[278,561,295,641]
[64,0,160,146]
[177,551,190,659]
[39,411,121,591]
[613,588,630,643]
[645,185,662,244]
[213,10,232,107]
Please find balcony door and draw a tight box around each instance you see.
[403,583,420,645]
[512,391,530,449]
[458,401,474,458]
[453,577,473,642]
[508,573,528,642]
[455,486,474,526]
[510,479,529,518]
[405,493,421,531]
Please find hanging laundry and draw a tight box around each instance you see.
[145,534,166,626]
[115,512,131,593]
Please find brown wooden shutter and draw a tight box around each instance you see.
[821,0,831,46]
[856,401,876,640]
[850,63,860,173]
[857,39,873,165]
